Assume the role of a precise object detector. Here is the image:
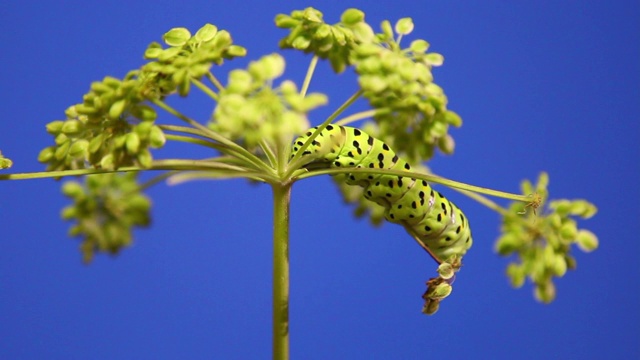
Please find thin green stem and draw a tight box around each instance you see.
[286,89,364,175]
[300,56,319,97]
[166,170,273,185]
[334,109,381,126]
[272,182,291,360]
[191,78,219,101]
[0,167,141,181]
[164,134,221,149]
[456,188,511,216]
[152,99,273,173]
[137,171,178,192]
[150,159,279,183]
[158,124,214,138]
[294,167,530,203]
[206,72,225,91]
[260,140,277,169]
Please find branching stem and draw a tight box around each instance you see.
[300,56,319,96]
[294,167,530,203]
[191,78,219,101]
[152,100,273,173]
[206,72,225,91]
[334,109,382,126]
[286,89,364,174]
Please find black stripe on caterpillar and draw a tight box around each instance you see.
[292,125,472,261]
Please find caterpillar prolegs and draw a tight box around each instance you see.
[292,125,472,262]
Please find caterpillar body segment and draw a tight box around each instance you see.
[292,125,472,261]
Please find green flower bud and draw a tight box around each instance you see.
[359,75,388,93]
[100,154,115,169]
[114,134,127,149]
[444,111,462,127]
[315,23,331,39]
[130,104,157,122]
[54,141,70,160]
[395,17,414,35]
[550,199,572,216]
[60,206,78,220]
[128,194,151,212]
[74,103,98,115]
[163,27,191,47]
[437,134,455,155]
[88,133,104,154]
[536,172,549,190]
[46,121,65,135]
[437,263,455,280]
[380,20,393,39]
[135,121,154,138]
[68,225,82,237]
[143,43,163,59]
[125,132,141,154]
[158,47,182,62]
[274,14,298,28]
[576,230,598,252]
[498,234,523,254]
[424,53,444,67]
[559,221,578,240]
[520,179,534,196]
[534,282,556,304]
[61,120,83,135]
[102,76,122,89]
[548,213,562,229]
[148,126,166,148]
[195,23,217,42]
[212,29,232,49]
[137,149,153,168]
[531,262,548,284]
[68,139,89,158]
[227,70,253,94]
[410,39,430,54]
[109,99,127,120]
[55,133,69,146]
[341,8,364,26]
[38,147,55,163]
[226,45,247,58]
[430,283,452,300]
[570,200,598,218]
[506,263,526,288]
[0,156,12,169]
[551,254,567,277]
[61,181,85,199]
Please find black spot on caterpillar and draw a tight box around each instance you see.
[292,125,473,261]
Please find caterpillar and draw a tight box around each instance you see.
[292,125,472,262]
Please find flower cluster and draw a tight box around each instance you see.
[210,54,327,151]
[60,172,151,264]
[276,8,374,73]
[143,24,246,97]
[495,172,598,303]
[278,8,461,163]
[349,18,461,163]
[38,75,166,171]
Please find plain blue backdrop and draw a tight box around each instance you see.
[1,1,638,359]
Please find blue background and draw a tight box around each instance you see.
[1,1,638,359]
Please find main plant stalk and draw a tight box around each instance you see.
[272,183,291,360]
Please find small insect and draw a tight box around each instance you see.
[292,125,472,262]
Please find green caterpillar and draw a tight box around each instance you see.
[292,125,472,261]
